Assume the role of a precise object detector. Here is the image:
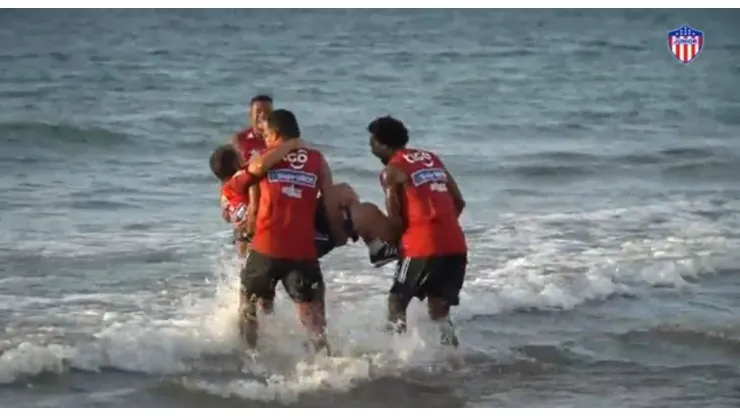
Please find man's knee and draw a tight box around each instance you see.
[427,297,451,321]
[350,202,392,242]
[296,299,326,328]
[239,292,259,320]
[331,182,360,207]
[386,292,409,332]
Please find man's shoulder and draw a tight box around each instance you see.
[245,127,266,141]
[233,127,260,141]
[306,146,324,156]
[228,132,241,146]
[382,163,408,185]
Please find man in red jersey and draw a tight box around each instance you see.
[211,140,398,352]
[240,109,335,355]
[367,115,467,347]
[218,94,271,224]
[228,94,272,166]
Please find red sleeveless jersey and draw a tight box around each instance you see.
[220,170,254,222]
[383,148,467,257]
[250,147,324,260]
[235,127,266,165]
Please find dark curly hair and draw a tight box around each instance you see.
[367,115,409,149]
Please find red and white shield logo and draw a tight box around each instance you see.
[668,25,704,64]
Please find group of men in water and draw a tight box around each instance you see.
[208,95,468,355]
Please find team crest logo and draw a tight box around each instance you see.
[668,25,704,64]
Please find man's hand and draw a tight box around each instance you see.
[247,138,309,177]
[233,216,250,235]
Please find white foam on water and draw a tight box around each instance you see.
[0,254,442,402]
[0,196,737,402]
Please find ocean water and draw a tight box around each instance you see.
[1,8,740,407]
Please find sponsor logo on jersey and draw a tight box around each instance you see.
[268,169,317,188]
[410,168,447,187]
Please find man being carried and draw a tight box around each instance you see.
[367,115,468,347]
[211,139,307,257]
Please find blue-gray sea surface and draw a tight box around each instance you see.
[1,9,740,407]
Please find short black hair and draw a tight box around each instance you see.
[249,94,273,106]
[209,145,240,181]
[268,109,300,139]
[367,116,409,149]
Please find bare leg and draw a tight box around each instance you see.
[259,298,274,315]
[323,182,393,243]
[322,182,397,266]
[350,201,398,266]
[296,298,331,356]
[239,291,259,349]
[349,202,394,244]
[320,183,356,247]
[236,241,249,257]
[386,292,410,334]
[427,297,459,347]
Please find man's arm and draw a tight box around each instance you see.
[383,164,407,244]
[246,138,307,177]
[244,184,260,237]
[228,138,308,197]
[318,154,347,244]
[444,168,465,217]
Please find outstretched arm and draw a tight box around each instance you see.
[230,139,309,196]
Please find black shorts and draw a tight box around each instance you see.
[240,250,325,303]
[390,253,467,306]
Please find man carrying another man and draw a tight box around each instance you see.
[210,108,398,353]
[367,115,468,347]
